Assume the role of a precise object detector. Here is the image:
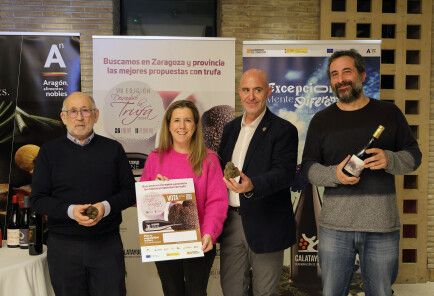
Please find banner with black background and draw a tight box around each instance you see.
[0,32,80,234]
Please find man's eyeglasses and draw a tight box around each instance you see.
[62,108,95,118]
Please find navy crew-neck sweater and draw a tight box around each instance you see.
[31,134,136,238]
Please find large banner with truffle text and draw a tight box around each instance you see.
[93,36,235,296]
[243,40,381,295]
[0,32,80,237]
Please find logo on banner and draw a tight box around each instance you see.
[295,233,319,266]
[105,81,164,141]
[43,44,67,78]
[124,248,142,258]
[42,44,69,97]
[268,82,337,111]
[44,44,66,68]
[298,233,319,253]
[285,48,308,54]
[246,48,266,54]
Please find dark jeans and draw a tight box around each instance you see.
[155,247,216,296]
[319,227,399,296]
[47,232,126,296]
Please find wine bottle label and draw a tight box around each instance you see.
[7,229,20,246]
[29,226,36,244]
[19,229,29,246]
[344,155,365,177]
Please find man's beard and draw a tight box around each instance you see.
[332,80,363,103]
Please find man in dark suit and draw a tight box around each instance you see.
[218,68,298,295]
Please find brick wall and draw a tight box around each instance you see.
[0,0,115,93]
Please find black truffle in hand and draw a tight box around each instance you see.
[84,206,99,219]
[224,161,240,180]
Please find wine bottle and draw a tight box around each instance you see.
[343,125,385,177]
[28,209,43,255]
[19,195,30,249]
[7,194,20,248]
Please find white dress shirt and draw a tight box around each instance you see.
[229,109,266,207]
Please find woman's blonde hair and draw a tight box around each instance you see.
[158,100,207,176]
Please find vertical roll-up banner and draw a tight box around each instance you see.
[0,32,80,235]
[93,36,235,295]
[243,40,380,295]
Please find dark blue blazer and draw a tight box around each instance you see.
[218,108,298,253]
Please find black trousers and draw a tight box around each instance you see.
[155,247,216,296]
[47,232,126,296]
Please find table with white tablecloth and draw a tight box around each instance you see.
[0,242,54,296]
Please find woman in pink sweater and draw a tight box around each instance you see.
[140,100,228,296]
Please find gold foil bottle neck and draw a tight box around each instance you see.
[373,125,385,139]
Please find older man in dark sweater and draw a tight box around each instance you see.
[31,92,135,296]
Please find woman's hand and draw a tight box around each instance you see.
[202,234,213,253]
[155,174,169,181]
